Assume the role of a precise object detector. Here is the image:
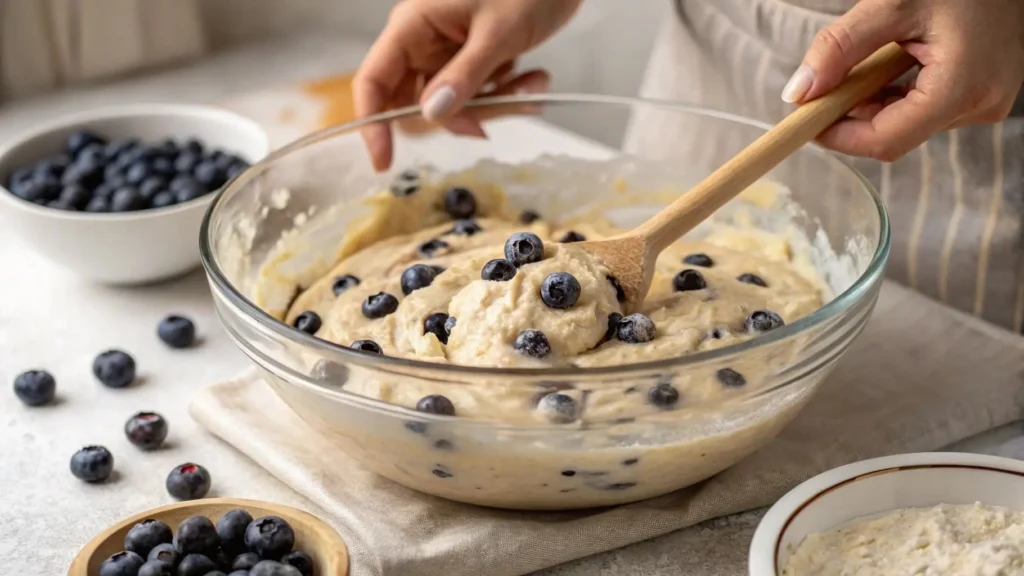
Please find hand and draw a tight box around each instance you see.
[782,0,1024,162]
[354,0,583,171]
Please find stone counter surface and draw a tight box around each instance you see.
[1,34,1022,576]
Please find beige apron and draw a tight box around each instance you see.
[626,0,1024,333]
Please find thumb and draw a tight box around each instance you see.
[420,15,519,122]
[782,0,915,104]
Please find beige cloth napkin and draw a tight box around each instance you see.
[190,281,1024,576]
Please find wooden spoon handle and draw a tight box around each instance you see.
[636,42,918,252]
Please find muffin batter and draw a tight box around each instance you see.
[279,170,822,424]
[253,167,831,508]
[783,503,1024,575]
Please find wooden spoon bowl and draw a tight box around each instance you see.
[68,498,348,576]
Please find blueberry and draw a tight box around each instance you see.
[137,559,174,576]
[540,272,581,309]
[520,210,541,224]
[226,162,249,182]
[66,130,106,157]
[166,463,212,500]
[174,182,205,204]
[390,181,419,196]
[480,258,516,281]
[70,445,114,483]
[153,156,175,177]
[514,329,551,358]
[648,382,680,408]
[400,264,438,295]
[78,142,106,162]
[229,571,252,576]
[111,186,145,212]
[251,561,302,576]
[13,369,55,406]
[47,198,77,210]
[176,554,218,576]
[155,315,195,349]
[63,159,104,188]
[616,314,656,343]
[432,467,454,478]
[125,411,169,450]
[149,192,175,209]
[331,274,360,296]
[350,339,383,354]
[34,155,69,178]
[94,181,116,199]
[673,269,707,292]
[603,313,623,344]
[139,176,166,200]
[504,232,544,267]
[417,238,450,258]
[231,552,260,571]
[93,349,136,388]
[27,173,62,202]
[293,311,322,335]
[416,394,455,416]
[216,508,254,555]
[105,139,138,159]
[280,550,314,576]
[448,219,482,236]
[444,315,457,334]
[194,161,228,191]
[536,393,578,423]
[423,312,450,344]
[607,276,626,302]
[125,518,173,557]
[746,310,784,332]
[362,292,399,319]
[85,196,111,213]
[443,187,477,219]
[184,139,204,156]
[559,230,585,243]
[174,153,200,175]
[58,184,91,209]
[683,253,714,267]
[147,543,180,567]
[245,516,295,560]
[717,368,747,387]
[737,273,768,287]
[98,551,145,576]
[126,162,154,186]
[173,515,219,556]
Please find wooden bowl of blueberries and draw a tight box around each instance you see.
[69,498,348,576]
[0,104,268,285]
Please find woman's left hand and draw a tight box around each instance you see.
[782,0,1024,162]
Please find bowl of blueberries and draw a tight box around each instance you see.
[0,104,268,284]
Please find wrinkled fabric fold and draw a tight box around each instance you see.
[191,281,1024,576]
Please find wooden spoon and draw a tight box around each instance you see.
[583,43,917,308]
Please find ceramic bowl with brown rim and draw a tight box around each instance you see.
[69,498,348,576]
[748,452,1024,575]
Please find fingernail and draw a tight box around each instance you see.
[781,65,814,104]
[423,85,456,121]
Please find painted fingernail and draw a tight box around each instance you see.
[781,65,814,104]
[423,85,457,121]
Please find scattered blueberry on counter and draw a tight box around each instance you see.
[3,129,250,213]
[157,315,196,349]
[12,369,56,406]
[166,463,212,501]
[93,349,137,388]
[70,445,114,483]
[124,412,169,450]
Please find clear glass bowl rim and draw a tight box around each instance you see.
[200,93,891,379]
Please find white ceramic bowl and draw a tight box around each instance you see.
[749,452,1024,575]
[0,104,269,285]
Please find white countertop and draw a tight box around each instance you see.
[1,33,1022,576]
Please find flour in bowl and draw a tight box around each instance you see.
[783,502,1024,575]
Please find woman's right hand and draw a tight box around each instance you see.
[354,0,583,171]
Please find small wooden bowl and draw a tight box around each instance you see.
[68,498,348,575]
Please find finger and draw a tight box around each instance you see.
[782,0,917,104]
[846,84,910,121]
[816,67,962,161]
[396,69,550,136]
[420,13,520,121]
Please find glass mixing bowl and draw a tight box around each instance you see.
[200,95,889,510]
